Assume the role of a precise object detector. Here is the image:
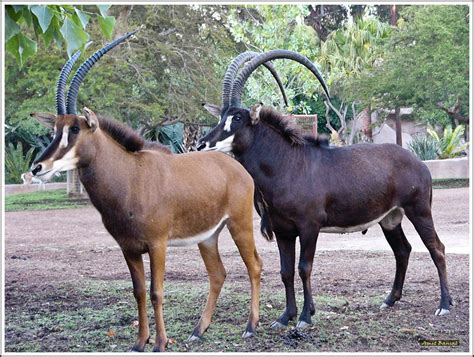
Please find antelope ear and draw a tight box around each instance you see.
[30,112,56,129]
[82,107,99,132]
[202,103,221,119]
[250,102,263,125]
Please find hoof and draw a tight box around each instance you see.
[270,321,287,330]
[435,308,450,316]
[379,302,391,310]
[186,334,202,343]
[129,342,147,352]
[242,330,254,339]
[296,320,311,329]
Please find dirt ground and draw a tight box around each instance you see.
[3,187,471,353]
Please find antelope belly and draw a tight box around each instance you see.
[168,215,228,247]
[320,206,400,234]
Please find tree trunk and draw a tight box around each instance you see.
[390,5,397,26]
[67,169,84,197]
[395,106,402,147]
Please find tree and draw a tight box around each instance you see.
[5,5,116,67]
[351,5,470,130]
[318,14,391,143]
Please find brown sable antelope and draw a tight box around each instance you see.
[198,49,453,329]
[29,31,262,352]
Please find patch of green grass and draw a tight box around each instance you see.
[5,189,90,211]
[4,279,468,353]
[432,178,469,189]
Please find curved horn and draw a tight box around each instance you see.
[222,51,288,110]
[56,50,81,115]
[66,29,140,114]
[230,49,330,108]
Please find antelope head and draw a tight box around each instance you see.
[30,30,139,181]
[30,109,99,181]
[198,49,330,153]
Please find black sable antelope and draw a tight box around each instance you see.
[29,31,263,352]
[198,50,453,329]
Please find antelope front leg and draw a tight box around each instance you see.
[149,241,168,352]
[272,235,297,329]
[123,251,150,352]
[296,228,319,328]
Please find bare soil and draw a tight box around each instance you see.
[3,188,471,353]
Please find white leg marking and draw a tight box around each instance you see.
[59,125,69,148]
[296,320,311,329]
[186,334,202,343]
[168,215,228,247]
[270,321,287,330]
[435,308,450,316]
[242,331,254,339]
[223,115,233,132]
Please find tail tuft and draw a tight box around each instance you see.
[260,213,274,241]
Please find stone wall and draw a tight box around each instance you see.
[423,157,469,179]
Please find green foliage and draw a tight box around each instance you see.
[5,4,470,160]
[408,134,438,161]
[320,15,391,91]
[142,123,185,153]
[5,142,35,184]
[5,5,116,66]
[5,5,238,161]
[351,5,469,122]
[227,5,325,111]
[427,125,468,159]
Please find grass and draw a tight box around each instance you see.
[432,178,469,189]
[5,189,90,212]
[6,277,466,353]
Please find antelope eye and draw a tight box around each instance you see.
[70,126,80,134]
[234,116,241,121]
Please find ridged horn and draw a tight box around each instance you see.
[221,51,288,110]
[66,28,140,114]
[56,50,81,115]
[230,49,330,108]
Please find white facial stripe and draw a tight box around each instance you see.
[201,142,212,151]
[59,125,69,148]
[168,215,228,247]
[224,115,233,132]
[214,134,235,153]
[53,125,57,139]
[320,206,402,234]
[52,147,79,172]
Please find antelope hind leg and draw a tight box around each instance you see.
[188,232,226,342]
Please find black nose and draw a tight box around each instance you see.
[196,142,206,151]
[31,164,42,176]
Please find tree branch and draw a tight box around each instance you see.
[436,99,469,124]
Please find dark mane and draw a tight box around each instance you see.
[258,107,328,147]
[97,116,171,154]
[98,115,145,152]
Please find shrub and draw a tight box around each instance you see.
[408,134,439,161]
[5,142,35,184]
[427,125,468,159]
